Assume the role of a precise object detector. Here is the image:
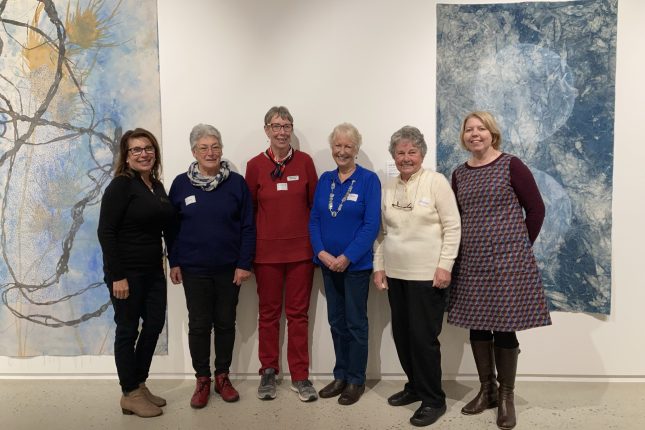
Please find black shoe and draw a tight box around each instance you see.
[319,379,346,398]
[338,383,365,406]
[388,390,421,406]
[410,404,447,427]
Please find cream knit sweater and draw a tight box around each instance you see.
[373,169,461,280]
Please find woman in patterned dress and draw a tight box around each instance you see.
[447,111,552,430]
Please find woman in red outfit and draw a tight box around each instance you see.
[245,106,319,402]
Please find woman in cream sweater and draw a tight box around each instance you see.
[373,125,461,428]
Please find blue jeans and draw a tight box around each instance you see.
[107,270,167,393]
[321,267,371,385]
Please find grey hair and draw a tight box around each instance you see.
[264,106,293,125]
[189,123,222,150]
[389,125,427,158]
[328,123,362,150]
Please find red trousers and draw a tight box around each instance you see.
[254,260,314,381]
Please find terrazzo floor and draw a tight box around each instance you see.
[1,378,643,430]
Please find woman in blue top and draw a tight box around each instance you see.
[167,124,256,409]
[309,123,381,405]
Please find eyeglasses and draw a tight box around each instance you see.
[128,145,155,156]
[268,123,293,132]
[391,180,420,211]
[391,201,413,211]
[196,145,222,154]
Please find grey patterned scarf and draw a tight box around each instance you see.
[187,160,230,191]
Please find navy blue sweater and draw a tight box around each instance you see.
[167,171,255,275]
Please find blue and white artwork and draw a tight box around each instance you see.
[0,0,165,355]
[436,0,616,314]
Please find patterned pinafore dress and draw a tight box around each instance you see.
[447,154,551,331]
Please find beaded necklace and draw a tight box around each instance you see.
[328,179,356,218]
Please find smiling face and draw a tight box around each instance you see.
[462,116,495,156]
[126,136,156,175]
[394,139,424,181]
[264,114,293,156]
[192,135,222,176]
[331,133,358,172]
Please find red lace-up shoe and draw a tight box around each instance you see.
[190,376,211,408]
[215,373,240,402]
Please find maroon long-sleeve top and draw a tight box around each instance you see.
[452,155,545,244]
[245,150,318,263]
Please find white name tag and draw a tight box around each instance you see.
[185,195,196,206]
[418,197,431,207]
[287,175,299,181]
[277,182,288,191]
[347,193,358,202]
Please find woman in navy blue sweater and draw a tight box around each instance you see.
[167,124,255,408]
[309,123,381,405]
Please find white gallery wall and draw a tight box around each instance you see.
[1,0,643,379]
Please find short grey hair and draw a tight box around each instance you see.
[264,106,293,125]
[328,123,362,150]
[389,126,427,158]
[189,123,222,150]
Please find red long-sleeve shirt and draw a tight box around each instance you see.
[245,150,318,263]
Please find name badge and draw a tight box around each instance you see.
[418,197,431,207]
[185,195,196,206]
[347,193,358,202]
[277,183,288,191]
[287,175,299,181]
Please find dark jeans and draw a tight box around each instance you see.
[321,267,371,385]
[387,277,446,408]
[183,269,240,377]
[108,270,167,393]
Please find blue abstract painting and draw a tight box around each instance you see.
[436,0,616,314]
[0,0,165,355]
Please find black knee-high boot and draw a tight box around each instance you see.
[495,346,519,430]
[461,340,498,415]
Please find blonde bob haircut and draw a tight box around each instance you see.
[459,111,502,151]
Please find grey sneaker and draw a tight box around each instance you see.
[257,368,277,400]
[290,379,318,402]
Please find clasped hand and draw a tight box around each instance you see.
[318,251,350,272]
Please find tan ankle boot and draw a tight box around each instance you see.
[495,347,519,430]
[462,340,498,415]
[121,387,163,417]
[139,382,166,407]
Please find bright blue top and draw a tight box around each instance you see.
[167,171,255,274]
[309,164,381,271]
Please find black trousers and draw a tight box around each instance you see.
[387,277,446,408]
[183,269,240,377]
[108,270,167,393]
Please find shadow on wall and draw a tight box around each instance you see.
[233,276,260,375]
[366,286,390,379]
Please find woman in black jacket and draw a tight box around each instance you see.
[98,128,175,418]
